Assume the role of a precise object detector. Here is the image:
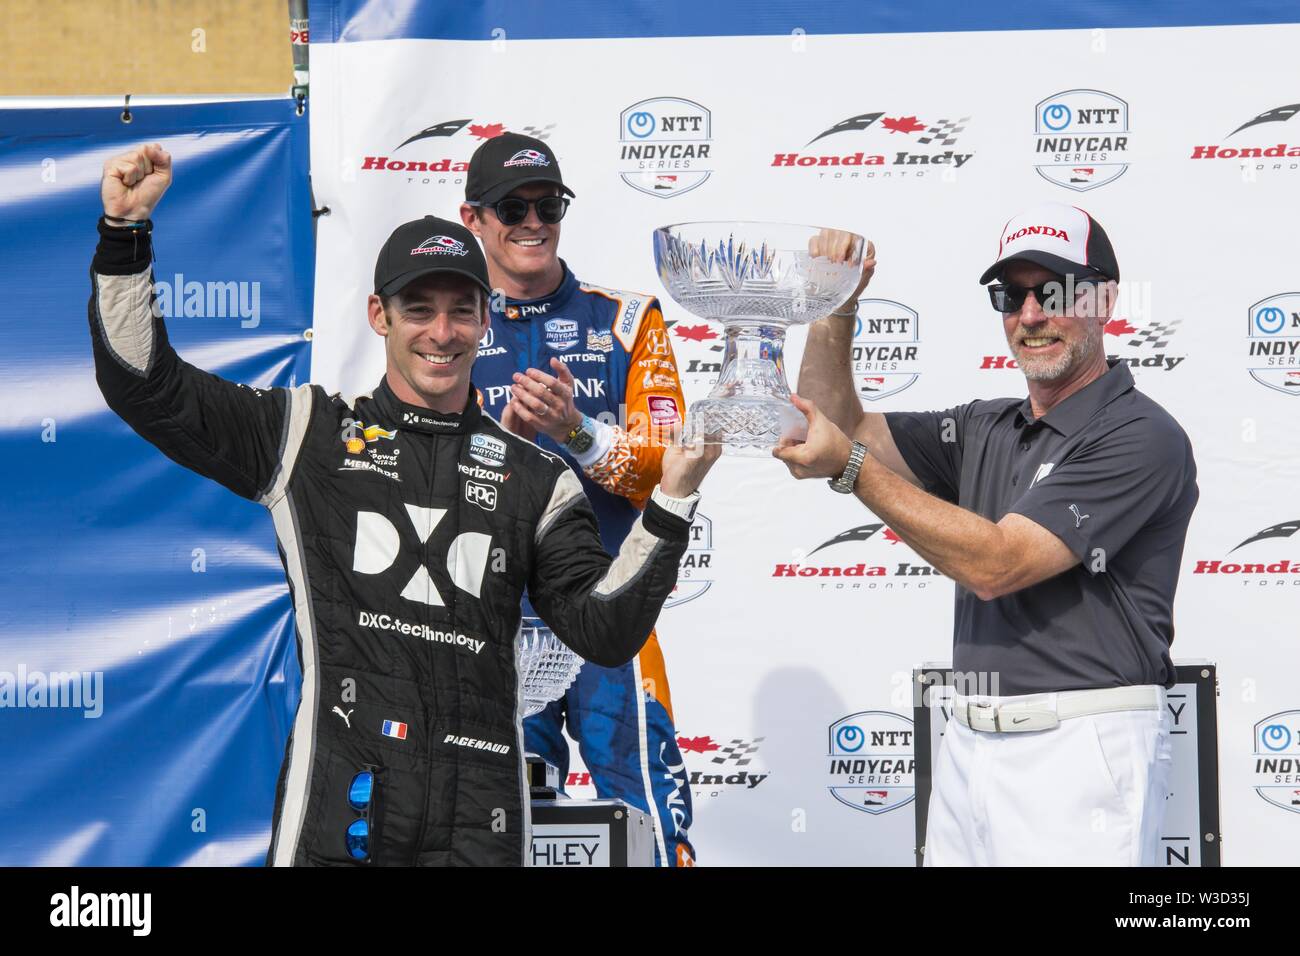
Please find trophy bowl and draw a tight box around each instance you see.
[654,221,865,455]
[516,617,584,719]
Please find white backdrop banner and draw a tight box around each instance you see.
[308,3,1300,865]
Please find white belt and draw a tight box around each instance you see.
[953,685,1163,733]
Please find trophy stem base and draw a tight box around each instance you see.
[684,396,808,456]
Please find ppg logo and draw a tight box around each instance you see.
[835,724,865,753]
[465,480,498,512]
[627,111,655,138]
[1041,103,1072,131]
[1255,306,1286,335]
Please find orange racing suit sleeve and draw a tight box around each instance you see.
[584,302,686,511]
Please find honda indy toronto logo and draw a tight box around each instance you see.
[564,733,768,799]
[618,97,713,197]
[1191,519,1300,586]
[360,116,556,186]
[1245,293,1300,395]
[411,235,467,257]
[1033,89,1132,191]
[773,109,975,182]
[1252,711,1300,814]
[666,319,723,392]
[773,522,940,591]
[664,513,715,608]
[851,299,922,401]
[827,711,915,815]
[1190,103,1300,176]
[352,505,493,607]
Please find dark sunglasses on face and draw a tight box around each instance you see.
[467,195,569,226]
[988,278,1103,316]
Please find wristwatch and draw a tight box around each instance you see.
[651,486,700,523]
[828,440,868,494]
[563,415,597,456]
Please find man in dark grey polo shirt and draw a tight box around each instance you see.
[779,202,1198,866]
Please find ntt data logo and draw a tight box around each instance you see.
[826,711,915,815]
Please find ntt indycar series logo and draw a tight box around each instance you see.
[773,109,974,181]
[1253,711,1300,814]
[357,611,486,655]
[852,299,921,401]
[665,513,715,608]
[827,711,915,815]
[1246,293,1300,395]
[618,96,714,197]
[1033,89,1131,191]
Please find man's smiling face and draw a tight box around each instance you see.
[1000,260,1110,383]
[370,273,487,411]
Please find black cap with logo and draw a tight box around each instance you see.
[373,216,491,297]
[465,132,575,204]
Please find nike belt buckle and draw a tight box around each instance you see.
[997,708,1060,732]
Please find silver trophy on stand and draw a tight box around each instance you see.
[517,617,584,719]
[654,222,865,454]
[517,617,584,797]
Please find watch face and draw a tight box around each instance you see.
[567,431,594,454]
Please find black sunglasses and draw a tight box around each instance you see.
[988,278,1103,316]
[467,195,569,226]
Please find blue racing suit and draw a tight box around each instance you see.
[474,261,694,866]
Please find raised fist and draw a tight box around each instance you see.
[102,143,172,221]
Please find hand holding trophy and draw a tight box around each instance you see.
[653,222,865,454]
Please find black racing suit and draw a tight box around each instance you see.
[88,219,691,866]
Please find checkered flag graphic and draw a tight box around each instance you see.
[1128,320,1181,349]
[519,124,557,141]
[917,117,969,146]
[710,737,765,766]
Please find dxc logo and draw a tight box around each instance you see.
[352,504,491,605]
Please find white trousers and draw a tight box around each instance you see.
[924,689,1173,866]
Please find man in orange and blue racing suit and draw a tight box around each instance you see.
[461,132,694,866]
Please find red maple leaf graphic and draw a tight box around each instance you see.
[881,115,927,135]
[674,323,718,342]
[1104,318,1137,336]
[881,528,904,545]
[677,735,719,754]
[467,122,506,140]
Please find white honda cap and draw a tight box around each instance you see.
[979,202,1119,284]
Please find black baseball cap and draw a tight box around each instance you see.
[979,202,1120,284]
[465,132,575,204]
[373,216,491,297]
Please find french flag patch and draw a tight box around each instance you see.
[381,720,408,740]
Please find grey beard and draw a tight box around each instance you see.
[1013,321,1104,382]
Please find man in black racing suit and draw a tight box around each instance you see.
[88,143,719,866]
